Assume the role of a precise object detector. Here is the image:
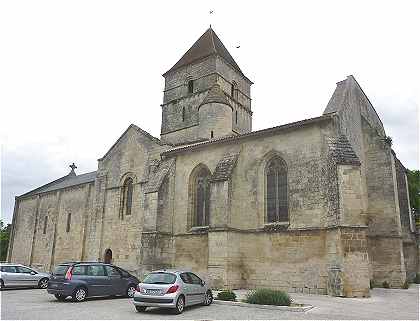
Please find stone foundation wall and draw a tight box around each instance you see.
[403,240,418,281]
[367,236,406,287]
[230,230,328,294]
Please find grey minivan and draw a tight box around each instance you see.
[0,263,50,289]
[133,270,213,314]
[47,262,139,302]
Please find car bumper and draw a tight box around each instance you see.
[132,292,178,308]
[47,283,74,297]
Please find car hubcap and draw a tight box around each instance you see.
[40,279,48,288]
[178,298,184,312]
[205,293,212,304]
[76,289,86,301]
[127,286,136,298]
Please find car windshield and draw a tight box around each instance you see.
[53,264,70,276]
[142,272,176,284]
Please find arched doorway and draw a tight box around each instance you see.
[104,248,112,264]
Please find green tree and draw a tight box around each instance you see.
[407,169,420,221]
[0,219,12,261]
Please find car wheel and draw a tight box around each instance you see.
[173,295,185,314]
[135,306,146,312]
[38,278,49,289]
[0,279,4,290]
[54,294,66,301]
[203,290,213,306]
[72,287,87,302]
[126,284,136,298]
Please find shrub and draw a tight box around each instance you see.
[216,290,236,301]
[402,281,409,289]
[415,273,420,284]
[382,281,390,289]
[244,288,291,306]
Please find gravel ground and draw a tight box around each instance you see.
[1,286,418,320]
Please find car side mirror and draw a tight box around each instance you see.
[30,271,37,275]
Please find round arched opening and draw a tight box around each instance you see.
[104,248,113,264]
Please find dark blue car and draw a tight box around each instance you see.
[47,262,139,302]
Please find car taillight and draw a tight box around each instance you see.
[65,266,73,280]
[136,284,142,292]
[166,285,179,294]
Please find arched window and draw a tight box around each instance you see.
[121,177,134,218]
[266,157,288,223]
[188,80,194,94]
[190,165,211,227]
[231,81,238,100]
[182,106,186,122]
[43,216,48,234]
[235,110,238,124]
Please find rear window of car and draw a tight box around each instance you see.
[72,265,87,276]
[54,265,70,275]
[142,272,176,284]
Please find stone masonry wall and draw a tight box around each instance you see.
[362,118,406,286]
[10,197,40,266]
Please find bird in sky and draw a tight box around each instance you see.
[236,45,241,48]
[209,10,214,14]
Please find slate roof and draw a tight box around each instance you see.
[200,84,231,108]
[144,158,175,194]
[327,135,361,165]
[324,79,348,114]
[20,171,97,198]
[163,27,250,82]
[211,153,240,182]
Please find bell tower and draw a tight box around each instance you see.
[160,27,253,145]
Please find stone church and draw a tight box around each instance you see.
[7,28,419,297]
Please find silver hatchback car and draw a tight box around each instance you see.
[132,270,213,314]
[0,263,50,289]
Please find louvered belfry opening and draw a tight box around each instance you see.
[194,167,210,227]
[266,157,288,223]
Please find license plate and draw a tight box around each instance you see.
[146,289,160,295]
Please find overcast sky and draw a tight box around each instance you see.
[1,0,419,224]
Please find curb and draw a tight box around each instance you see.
[213,300,314,312]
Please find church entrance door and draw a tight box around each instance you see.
[104,248,112,264]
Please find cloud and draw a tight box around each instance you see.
[1,0,419,225]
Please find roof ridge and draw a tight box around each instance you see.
[162,114,334,157]
[209,27,217,53]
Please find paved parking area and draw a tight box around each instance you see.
[1,286,418,320]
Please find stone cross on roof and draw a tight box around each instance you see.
[69,163,77,176]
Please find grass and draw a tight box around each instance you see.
[216,290,236,301]
[244,288,291,306]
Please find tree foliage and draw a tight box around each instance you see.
[0,219,12,261]
[407,169,420,217]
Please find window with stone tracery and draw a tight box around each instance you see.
[120,177,133,218]
[266,156,288,223]
[190,166,211,227]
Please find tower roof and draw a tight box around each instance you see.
[163,27,245,78]
[200,83,231,108]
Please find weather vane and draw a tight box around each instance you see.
[209,9,214,28]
